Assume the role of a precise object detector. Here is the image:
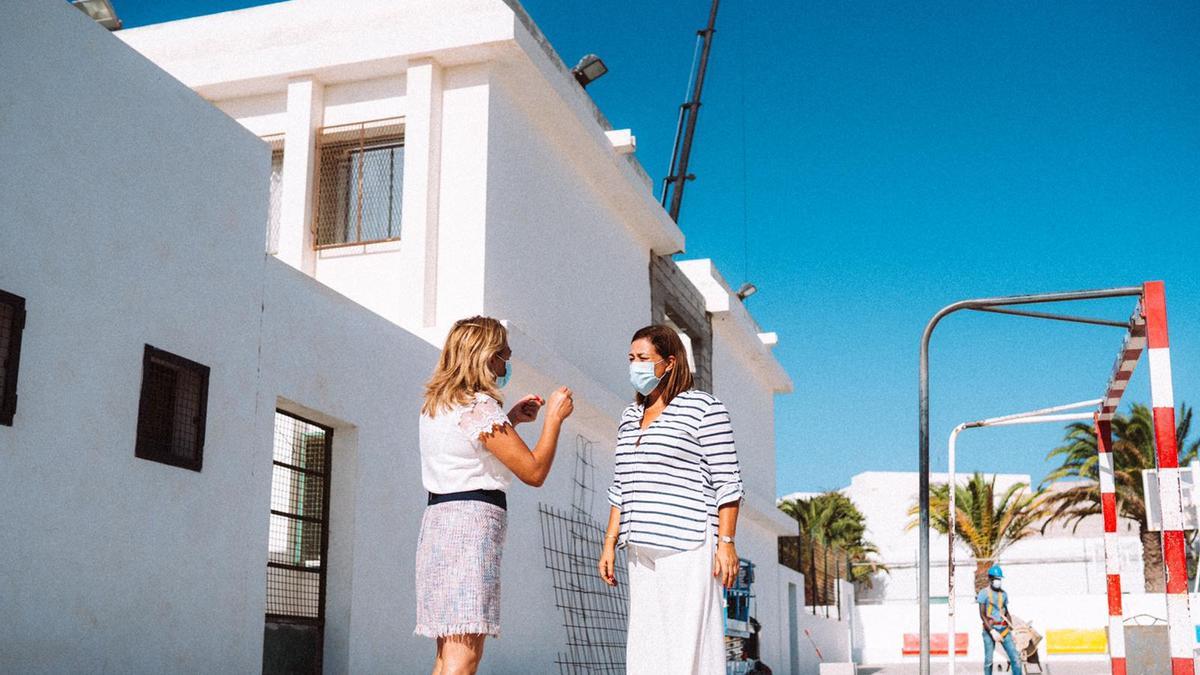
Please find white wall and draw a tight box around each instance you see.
[0,2,270,671]
[260,260,614,674]
[711,320,782,503]
[482,75,652,403]
[844,471,1147,603]
[854,592,1199,666]
[258,260,439,672]
[4,2,820,673]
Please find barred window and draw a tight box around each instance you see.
[264,134,285,255]
[313,117,405,248]
[135,345,209,471]
[0,289,27,426]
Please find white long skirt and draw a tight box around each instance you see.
[626,542,726,675]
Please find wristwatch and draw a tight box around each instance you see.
[719,535,735,545]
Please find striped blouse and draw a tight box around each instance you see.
[607,389,744,551]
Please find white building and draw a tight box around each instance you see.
[782,471,1162,666]
[0,1,850,673]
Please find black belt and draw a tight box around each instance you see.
[427,489,507,510]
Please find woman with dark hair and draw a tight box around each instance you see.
[597,324,744,674]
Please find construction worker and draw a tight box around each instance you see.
[978,565,1022,675]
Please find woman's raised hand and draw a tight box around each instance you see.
[545,387,575,423]
[507,394,544,425]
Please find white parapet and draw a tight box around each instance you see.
[604,128,636,154]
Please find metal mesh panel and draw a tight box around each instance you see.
[540,436,630,674]
[313,118,404,248]
[267,411,332,622]
[134,346,208,470]
[571,436,598,519]
[264,134,284,255]
[539,505,630,674]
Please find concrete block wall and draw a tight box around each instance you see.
[649,254,714,391]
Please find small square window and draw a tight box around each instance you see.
[0,289,27,427]
[135,345,209,471]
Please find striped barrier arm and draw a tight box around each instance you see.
[1143,281,1195,675]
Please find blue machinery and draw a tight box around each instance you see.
[725,559,758,674]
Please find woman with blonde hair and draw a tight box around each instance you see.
[414,316,573,675]
[598,324,743,675]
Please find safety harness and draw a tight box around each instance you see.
[987,589,1011,639]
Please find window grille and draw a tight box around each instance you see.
[0,289,27,426]
[264,134,285,255]
[134,345,209,471]
[266,410,332,622]
[313,117,404,248]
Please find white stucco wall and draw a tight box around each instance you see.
[0,2,270,671]
[483,75,652,405]
[258,260,438,672]
[711,321,782,503]
[6,1,814,673]
[854,592,1199,666]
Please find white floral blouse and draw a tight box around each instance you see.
[419,392,512,494]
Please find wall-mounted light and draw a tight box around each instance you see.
[571,54,608,88]
[736,283,757,301]
[72,0,123,30]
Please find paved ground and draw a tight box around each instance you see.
[856,662,1108,675]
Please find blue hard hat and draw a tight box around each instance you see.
[988,565,1004,579]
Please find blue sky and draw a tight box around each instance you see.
[117,1,1199,496]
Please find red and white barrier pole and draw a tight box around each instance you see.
[1143,281,1195,675]
[1096,416,1127,675]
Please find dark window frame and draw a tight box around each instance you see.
[134,344,210,472]
[0,289,27,426]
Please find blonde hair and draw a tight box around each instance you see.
[422,316,507,416]
[632,324,695,406]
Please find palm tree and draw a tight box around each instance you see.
[907,472,1049,592]
[779,492,887,596]
[1040,403,1198,592]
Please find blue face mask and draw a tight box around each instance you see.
[629,360,664,396]
[495,360,511,389]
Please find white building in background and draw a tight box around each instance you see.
[782,471,1155,665]
[0,1,852,673]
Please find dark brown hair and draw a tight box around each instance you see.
[631,324,694,405]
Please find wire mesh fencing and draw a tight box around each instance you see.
[539,435,629,673]
[539,504,630,674]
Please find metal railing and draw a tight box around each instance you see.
[779,533,850,620]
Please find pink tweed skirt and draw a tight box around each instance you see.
[413,500,508,638]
